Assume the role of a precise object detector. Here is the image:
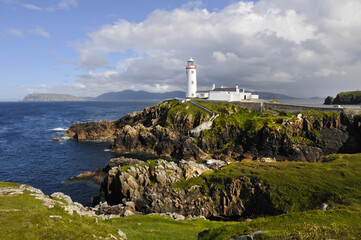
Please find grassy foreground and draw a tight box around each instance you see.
[0,181,232,239]
[1,153,361,239]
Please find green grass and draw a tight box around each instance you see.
[300,110,339,120]
[199,208,361,239]
[337,91,361,97]
[269,99,284,104]
[106,214,235,240]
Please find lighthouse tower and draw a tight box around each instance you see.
[186,58,197,98]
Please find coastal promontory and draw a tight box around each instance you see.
[324,91,361,105]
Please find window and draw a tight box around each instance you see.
[192,81,194,84]
[191,70,194,74]
[192,93,194,96]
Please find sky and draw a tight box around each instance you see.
[1,0,361,100]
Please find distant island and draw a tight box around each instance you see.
[23,90,296,102]
[324,91,361,105]
[23,94,85,102]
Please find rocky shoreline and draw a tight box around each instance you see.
[64,99,361,220]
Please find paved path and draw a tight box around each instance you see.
[188,100,217,120]
[188,100,218,136]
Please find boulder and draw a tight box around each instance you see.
[324,96,334,105]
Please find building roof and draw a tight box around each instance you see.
[196,90,210,93]
[212,87,237,92]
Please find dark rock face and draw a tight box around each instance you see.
[98,160,275,219]
[324,96,334,105]
[111,124,205,160]
[65,120,115,141]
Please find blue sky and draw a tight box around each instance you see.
[1,0,360,100]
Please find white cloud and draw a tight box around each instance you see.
[30,27,51,38]
[63,0,361,98]
[57,0,78,10]
[22,0,78,12]
[23,4,42,11]
[7,28,23,37]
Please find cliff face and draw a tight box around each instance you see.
[65,100,361,162]
[97,159,275,219]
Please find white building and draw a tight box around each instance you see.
[185,58,259,101]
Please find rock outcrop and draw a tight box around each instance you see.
[65,120,115,141]
[324,96,334,105]
[68,156,144,184]
[95,159,275,219]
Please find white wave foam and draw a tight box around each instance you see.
[49,127,68,131]
[104,149,111,152]
[61,136,71,140]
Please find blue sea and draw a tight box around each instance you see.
[0,101,158,206]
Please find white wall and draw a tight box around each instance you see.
[208,91,231,101]
[207,90,259,101]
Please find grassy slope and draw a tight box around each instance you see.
[194,153,361,239]
[107,215,234,240]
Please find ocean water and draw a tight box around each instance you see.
[0,101,158,206]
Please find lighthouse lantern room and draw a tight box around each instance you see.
[186,57,197,98]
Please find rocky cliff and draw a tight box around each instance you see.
[65,100,361,162]
[94,159,275,219]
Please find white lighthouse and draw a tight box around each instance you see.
[186,57,197,98]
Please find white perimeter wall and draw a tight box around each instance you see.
[209,91,231,101]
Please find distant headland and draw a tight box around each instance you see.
[23,93,85,102]
[324,91,361,105]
